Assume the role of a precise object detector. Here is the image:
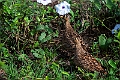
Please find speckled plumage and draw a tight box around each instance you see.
[64,15,105,72]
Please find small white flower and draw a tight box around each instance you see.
[37,0,52,5]
[55,1,70,15]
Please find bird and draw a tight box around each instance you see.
[62,15,105,73]
[74,37,105,72]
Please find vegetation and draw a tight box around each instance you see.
[0,0,120,80]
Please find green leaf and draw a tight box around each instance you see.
[39,48,45,55]
[99,34,106,46]
[36,25,45,31]
[0,61,7,70]
[38,32,46,41]
[109,68,115,75]
[90,0,93,2]
[114,39,120,44]
[34,41,39,47]
[46,27,53,34]
[31,48,45,58]
[0,43,4,49]
[46,35,52,40]
[36,16,40,22]
[30,29,36,36]
[105,0,114,9]
[106,38,112,44]
[18,54,27,61]
[117,31,120,40]
[52,62,59,67]
[33,52,42,58]
[106,75,119,80]
[108,59,117,69]
[0,61,5,68]
[45,76,49,80]
[41,35,52,43]
[61,71,70,76]
[77,67,84,74]
[93,0,102,10]
[0,0,5,2]
[70,10,75,22]
[70,10,74,18]
[53,30,59,37]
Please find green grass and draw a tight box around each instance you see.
[0,0,120,80]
